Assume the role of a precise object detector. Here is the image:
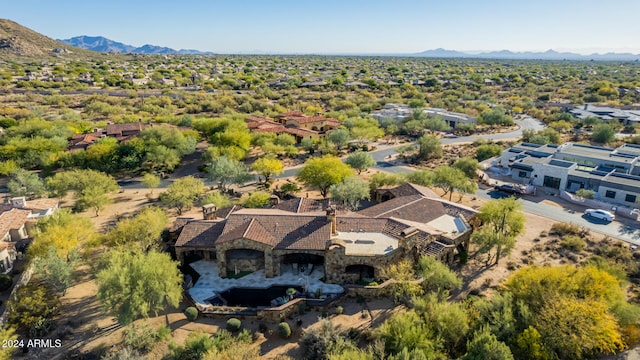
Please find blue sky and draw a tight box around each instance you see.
[4,0,640,54]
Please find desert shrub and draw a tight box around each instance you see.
[184,307,198,322]
[301,319,353,360]
[576,189,595,199]
[101,347,145,360]
[278,322,291,339]
[550,222,581,237]
[560,235,587,252]
[123,323,169,353]
[335,306,344,315]
[0,274,12,291]
[7,282,59,333]
[226,318,242,332]
[30,318,56,338]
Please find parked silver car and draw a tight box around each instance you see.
[584,209,615,222]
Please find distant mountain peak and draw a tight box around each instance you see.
[59,35,215,55]
[414,48,640,60]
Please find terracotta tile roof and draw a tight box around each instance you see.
[273,198,325,213]
[175,221,225,248]
[106,122,146,136]
[0,209,31,238]
[69,132,102,150]
[359,197,449,224]
[216,205,243,219]
[359,195,424,217]
[377,183,439,199]
[169,217,193,233]
[243,219,278,246]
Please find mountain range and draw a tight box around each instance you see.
[59,35,215,55]
[413,48,640,61]
[2,17,639,60]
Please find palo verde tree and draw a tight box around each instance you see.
[345,151,376,174]
[297,155,354,198]
[329,176,370,210]
[251,157,284,185]
[7,168,46,199]
[207,155,252,192]
[160,176,205,215]
[97,250,182,326]
[46,169,119,216]
[433,166,478,201]
[28,209,96,260]
[471,197,525,265]
[106,207,168,252]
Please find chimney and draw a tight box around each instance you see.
[326,205,337,235]
[269,195,280,206]
[11,197,27,209]
[202,204,217,220]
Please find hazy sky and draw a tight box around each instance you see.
[4,0,640,54]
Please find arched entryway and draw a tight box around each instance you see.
[345,264,375,283]
[280,253,324,275]
[225,249,265,277]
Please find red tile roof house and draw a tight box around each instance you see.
[0,197,60,274]
[245,115,321,144]
[172,183,476,307]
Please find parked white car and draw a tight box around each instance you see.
[584,209,615,222]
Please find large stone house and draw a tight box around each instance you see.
[172,183,476,284]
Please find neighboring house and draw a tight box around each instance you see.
[501,142,640,207]
[371,104,477,129]
[66,121,179,151]
[569,104,640,125]
[0,242,16,274]
[273,111,341,134]
[422,108,477,129]
[245,115,319,143]
[172,183,476,285]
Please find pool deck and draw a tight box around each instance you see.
[188,260,344,306]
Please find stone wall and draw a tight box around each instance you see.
[216,238,274,278]
[324,242,408,284]
[257,298,305,323]
[227,256,264,274]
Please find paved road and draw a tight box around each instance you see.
[476,187,640,245]
[368,115,546,173]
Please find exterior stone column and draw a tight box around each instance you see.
[217,250,227,278]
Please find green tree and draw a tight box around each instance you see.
[0,327,18,360]
[376,311,444,358]
[252,157,284,184]
[462,327,514,360]
[417,255,462,293]
[142,173,161,194]
[160,176,205,215]
[329,176,370,210]
[345,151,376,174]
[592,123,616,144]
[328,128,351,149]
[29,209,96,260]
[424,117,451,132]
[453,157,481,179]
[6,282,60,334]
[417,134,442,160]
[207,156,252,192]
[239,191,272,208]
[297,155,355,198]
[7,168,46,199]
[201,191,232,209]
[433,166,478,201]
[33,246,78,295]
[479,107,514,127]
[476,143,502,161]
[471,197,525,264]
[106,207,168,252]
[46,169,119,216]
[97,250,182,326]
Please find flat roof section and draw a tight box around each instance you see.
[337,232,399,256]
